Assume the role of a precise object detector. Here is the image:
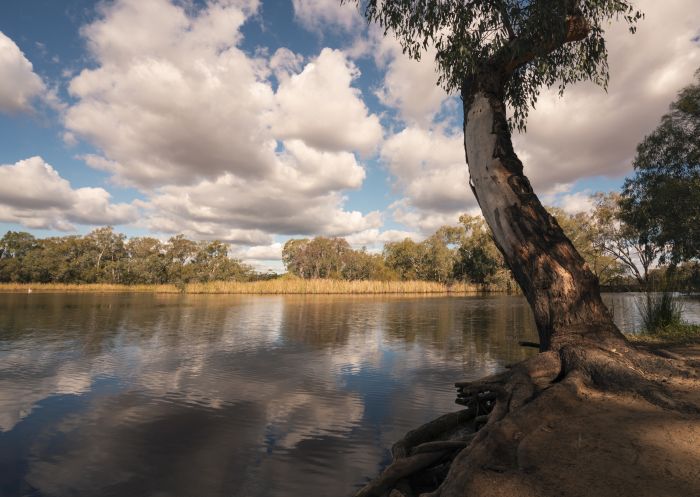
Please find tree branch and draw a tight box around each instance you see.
[497,3,516,40]
[497,14,590,74]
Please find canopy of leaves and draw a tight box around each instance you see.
[620,71,700,264]
[282,237,354,279]
[348,0,642,129]
[452,214,503,284]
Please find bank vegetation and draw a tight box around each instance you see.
[0,279,487,294]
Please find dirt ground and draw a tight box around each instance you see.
[461,343,700,497]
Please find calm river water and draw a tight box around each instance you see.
[1,292,699,497]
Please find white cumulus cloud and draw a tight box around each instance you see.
[380,126,474,233]
[0,157,139,230]
[273,48,383,155]
[237,242,283,261]
[0,31,46,114]
[61,0,384,246]
[291,0,362,33]
[141,136,380,242]
[373,35,450,125]
[65,0,276,188]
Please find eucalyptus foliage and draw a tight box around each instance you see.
[621,70,700,263]
[346,0,642,129]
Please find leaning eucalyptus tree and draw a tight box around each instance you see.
[348,3,699,497]
[352,0,643,351]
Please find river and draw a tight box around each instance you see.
[1,292,698,496]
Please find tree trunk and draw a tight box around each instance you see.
[355,72,697,497]
[356,80,698,497]
[461,79,625,351]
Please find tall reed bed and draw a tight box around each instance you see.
[0,283,179,293]
[0,280,489,294]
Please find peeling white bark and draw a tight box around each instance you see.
[463,91,622,349]
[464,92,521,262]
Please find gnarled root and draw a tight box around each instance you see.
[354,342,700,497]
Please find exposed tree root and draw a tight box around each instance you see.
[518,341,541,349]
[410,440,473,456]
[354,342,700,497]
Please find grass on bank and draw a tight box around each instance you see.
[0,279,491,295]
[637,292,684,332]
[626,322,700,345]
[626,291,700,345]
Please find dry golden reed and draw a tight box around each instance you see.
[0,280,487,294]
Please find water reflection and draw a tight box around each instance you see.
[0,292,697,497]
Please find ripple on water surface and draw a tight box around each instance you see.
[1,292,698,496]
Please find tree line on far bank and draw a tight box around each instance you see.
[0,229,257,285]
[1,192,697,290]
[281,194,698,291]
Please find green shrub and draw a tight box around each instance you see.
[637,291,684,333]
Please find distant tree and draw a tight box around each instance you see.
[452,215,502,284]
[589,192,659,286]
[383,238,424,280]
[672,262,700,292]
[546,205,625,286]
[419,234,455,282]
[192,240,252,282]
[0,231,37,282]
[125,237,167,284]
[85,226,127,283]
[0,231,37,259]
[282,238,310,277]
[385,231,459,283]
[342,249,396,281]
[432,225,465,246]
[282,237,351,279]
[0,229,260,285]
[305,237,351,278]
[22,236,92,283]
[620,71,700,264]
[165,234,199,283]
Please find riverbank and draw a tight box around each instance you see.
[505,336,700,497]
[627,323,700,345]
[0,280,495,294]
[355,328,700,497]
[478,338,700,497]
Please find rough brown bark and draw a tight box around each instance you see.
[461,75,625,351]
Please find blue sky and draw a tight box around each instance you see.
[0,0,698,270]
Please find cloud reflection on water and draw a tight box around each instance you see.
[1,293,545,496]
